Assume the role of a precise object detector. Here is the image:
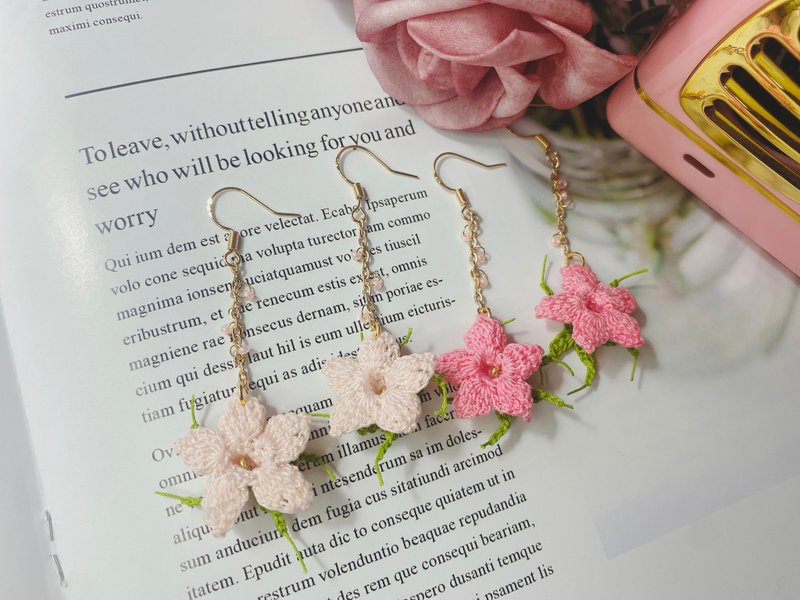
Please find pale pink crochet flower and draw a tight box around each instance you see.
[175,399,313,536]
[436,314,543,421]
[535,264,644,354]
[323,331,435,436]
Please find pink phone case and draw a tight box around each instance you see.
[607,0,800,275]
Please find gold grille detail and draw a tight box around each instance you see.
[680,0,800,211]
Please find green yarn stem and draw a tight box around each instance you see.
[610,268,648,288]
[359,330,364,342]
[373,431,396,487]
[189,394,199,429]
[539,255,554,296]
[543,355,575,376]
[500,317,516,326]
[433,374,450,418]
[533,388,574,410]
[297,453,337,481]
[568,345,596,395]
[481,412,513,448]
[307,412,330,418]
[260,507,307,573]
[154,491,202,507]
[627,347,639,381]
[547,325,573,359]
[357,424,379,436]
[398,327,413,347]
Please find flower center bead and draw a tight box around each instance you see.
[368,372,387,395]
[233,454,257,471]
[490,365,502,378]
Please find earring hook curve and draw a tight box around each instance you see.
[207,186,301,252]
[335,145,419,200]
[432,152,507,193]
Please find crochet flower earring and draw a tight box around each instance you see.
[432,153,557,448]
[510,131,647,393]
[321,146,435,486]
[157,188,322,572]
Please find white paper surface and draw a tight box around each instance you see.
[1,2,799,599]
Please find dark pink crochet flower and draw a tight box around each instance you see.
[436,314,543,421]
[535,264,644,354]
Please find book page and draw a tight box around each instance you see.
[1,2,799,599]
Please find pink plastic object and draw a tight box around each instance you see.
[607,0,800,276]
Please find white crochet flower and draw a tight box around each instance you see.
[323,331,435,436]
[175,398,313,536]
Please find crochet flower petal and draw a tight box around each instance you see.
[322,356,366,398]
[535,293,583,323]
[374,388,422,434]
[252,463,314,514]
[603,310,644,349]
[329,390,374,437]
[453,378,495,419]
[590,284,638,314]
[493,378,533,422]
[217,398,267,454]
[175,427,226,476]
[499,343,544,380]
[385,352,435,393]
[464,314,507,359]
[436,348,481,387]
[251,414,310,465]
[358,331,401,371]
[202,471,250,536]
[571,309,608,354]
[560,264,598,297]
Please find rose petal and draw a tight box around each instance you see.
[499,343,544,380]
[464,313,507,360]
[357,330,400,371]
[362,40,456,105]
[451,62,490,96]
[436,348,481,388]
[252,463,313,514]
[536,18,636,109]
[535,293,583,323]
[571,309,608,354]
[385,352,435,394]
[493,378,533,422]
[329,390,374,437]
[413,70,506,130]
[397,24,455,90]
[356,0,482,42]
[202,472,249,536]
[452,377,494,419]
[373,388,422,434]
[492,66,542,118]
[217,398,267,454]
[251,413,310,465]
[175,427,226,476]
[560,264,599,297]
[603,310,644,349]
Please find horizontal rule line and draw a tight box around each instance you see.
[64,46,364,99]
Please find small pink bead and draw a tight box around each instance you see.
[359,309,369,323]
[461,227,470,242]
[237,341,250,354]
[564,196,575,210]
[241,286,255,300]
[351,248,363,261]
[550,234,562,247]
[478,272,489,289]
[475,247,487,265]
[221,323,231,335]
[370,277,383,291]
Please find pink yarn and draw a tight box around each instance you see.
[436,314,543,421]
[535,264,644,354]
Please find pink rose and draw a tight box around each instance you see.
[354,0,637,131]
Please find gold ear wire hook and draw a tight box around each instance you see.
[207,186,301,253]
[335,145,419,200]
[505,126,552,152]
[432,152,507,194]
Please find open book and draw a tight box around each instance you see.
[2,2,799,599]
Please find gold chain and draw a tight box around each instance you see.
[223,238,251,406]
[535,135,584,266]
[351,184,382,338]
[455,189,491,317]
